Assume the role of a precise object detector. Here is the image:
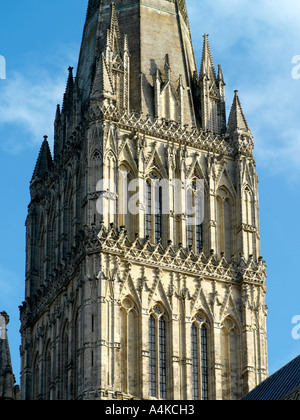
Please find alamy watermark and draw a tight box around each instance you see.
[0,55,6,80]
[292,315,300,340]
[96,175,204,226]
[291,56,300,80]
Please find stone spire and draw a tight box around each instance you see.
[198,34,226,134]
[62,67,74,115]
[200,34,217,81]
[227,90,251,135]
[31,136,53,182]
[0,312,19,400]
[77,0,197,124]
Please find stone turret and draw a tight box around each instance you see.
[0,312,19,400]
[198,34,226,134]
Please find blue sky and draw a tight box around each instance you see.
[0,0,299,384]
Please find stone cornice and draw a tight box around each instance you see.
[98,224,267,285]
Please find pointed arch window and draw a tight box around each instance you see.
[121,297,139,397]
[104,151,117,225]
[44,342,51,400]
[244,186,255,227]
[159,317,167,399]
[149,315,156,397]
[187,179,204,253]
[201,325,209,400]
[91,149,102,191]
[119,164,135,240]
[217,188,233,260]
[221,317,241,400]
[244,185,256,257]
[145,172,162,244]
[38,214,46,286]
[155,186,163,243]
[33,353,40,400]
[47,198,57,276]
[149,305,169,399]
[191,324,199,400]
[191,315,209,400]
[145,180,152,239]
[61,323,69,400]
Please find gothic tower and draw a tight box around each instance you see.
[20,0,268,400]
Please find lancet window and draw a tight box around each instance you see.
[186,179,204,253]
[145,172,162,244]
[191,314,210,400]
[149,305,169,399]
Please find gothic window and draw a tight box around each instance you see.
[187,219,193,251]
[38,212,46,286]
[191,315,210,400]
[244,186,255,226]
[221,317,241,400]
[159,317,167,399]
[61,323,69,400]
[149,305,169,399]
[91,149,102,193]
[145,172,162,244]
[155,186,163,243]
[113,67,124,111]
[196,224,204,254]
[187,179,203,253]
[47,197,57,275]
[149,315,156,397]
[74,312,81,398]
[64,181,73,260]
[145,180,152,239]
[119,164,135,240]
[224,199,231,260]
[244,185,255,257]
[33,353,40,400]
[191,324,199,400]
[107,152,117,225]
[44,341,51,400]
[201,325,209,400]
[121,298,139,397]
[217,189,233,260]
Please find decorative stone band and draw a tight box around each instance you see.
[98,224,267,285]
[87,104,254,158]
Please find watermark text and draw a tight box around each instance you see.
[96,176,204,226]
[0,55,6,80]
[292,315,300,340]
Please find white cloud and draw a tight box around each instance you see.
[0,71,65,152]
[0,43,78,154]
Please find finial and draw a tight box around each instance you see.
[0,311,9,326]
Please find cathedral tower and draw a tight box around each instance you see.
[20,0,268,400]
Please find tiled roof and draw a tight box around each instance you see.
[242,355,300,400]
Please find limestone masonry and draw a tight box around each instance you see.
[19,0,268,400]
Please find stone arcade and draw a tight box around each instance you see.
[20,0,268,400]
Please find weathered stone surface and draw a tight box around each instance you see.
[0,312,20,400]
[20,0,268,400]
